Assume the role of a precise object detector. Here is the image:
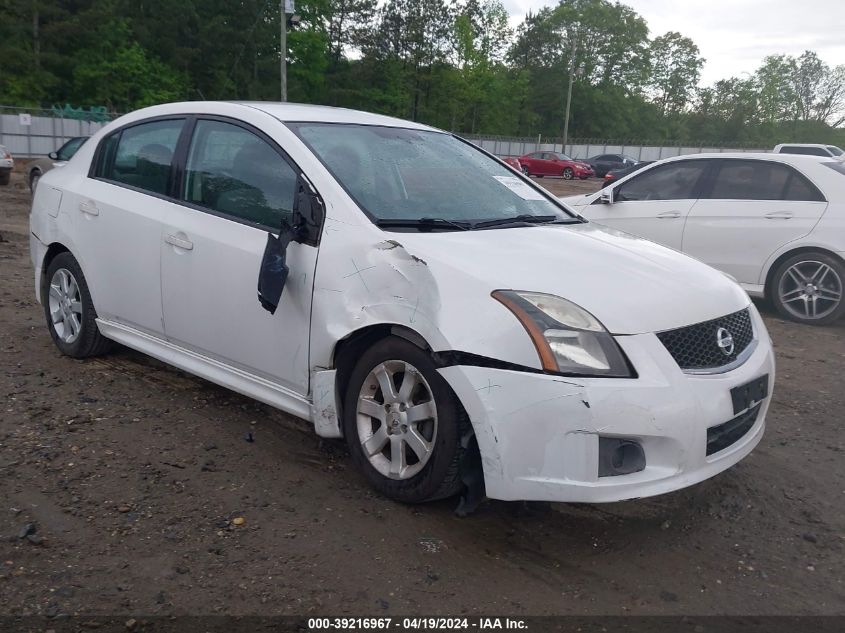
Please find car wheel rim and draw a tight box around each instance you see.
[356,359,438,480]
[778,260,843,321]
[31,173,40,191]
[521,167,529,176]
[48,268,83,344]
[564,169,573,179]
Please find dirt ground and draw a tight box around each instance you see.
[1,166,844,618]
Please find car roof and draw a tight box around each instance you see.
[658,152,835,165]
[774,143,838,149]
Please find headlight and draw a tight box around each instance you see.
[492,290,633,377]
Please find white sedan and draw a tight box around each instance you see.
[563,153,845,325]
[30,102,774,505]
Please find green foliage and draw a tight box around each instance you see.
[0,0,843,146]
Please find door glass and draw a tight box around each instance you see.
[707,160,816,201]
[102,119,184,195]
[183,120,297,229]
[615,161,707,201]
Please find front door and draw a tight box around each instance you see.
[583,159,710,251]
[160,118,318,395]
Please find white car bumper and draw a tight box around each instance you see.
[439,306,774,503]
[0,158,13,170]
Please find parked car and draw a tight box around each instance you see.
[602,161,652,188]
[563,153,845,325]
[773,143,844,158]
[30,102,773,505]
[501,156,522,171]
[586,153,639,177]
[518,151,594,179]
[27,136,88,192]
[0,145,14,186]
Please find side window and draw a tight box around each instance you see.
[99,119,184,195]
[616,161,707,202]
[707,160,823,201]
[183,120,297,229]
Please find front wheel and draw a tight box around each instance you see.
[562,167,574,180]
[44,252,113,357]
[771,252,845,325]
[343,337,467,503]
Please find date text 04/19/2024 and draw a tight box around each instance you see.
[307,617,528,630]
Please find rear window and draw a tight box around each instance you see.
[707,160,824,202]
[826,146,844,156]
[779,146,829,157]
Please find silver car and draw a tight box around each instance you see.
[27,136,88,192]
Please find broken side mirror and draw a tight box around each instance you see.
[293,175,325,246]
[257,175,325,314]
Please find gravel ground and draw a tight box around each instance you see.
[1,167,844,617]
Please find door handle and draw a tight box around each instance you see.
[765,211,793,219]
[164,234,194,251]
[79,200,99,216]
[657,211,681,219]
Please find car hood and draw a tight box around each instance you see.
[395,222,749,335]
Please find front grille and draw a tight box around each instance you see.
[657,308,753,371]
[706,403,761,455]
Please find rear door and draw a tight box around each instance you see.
[682,159,828,284]
[160,117,318,395]
[75,117,186,335]
[583,159,710,250]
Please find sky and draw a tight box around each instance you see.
[502,0,845,86]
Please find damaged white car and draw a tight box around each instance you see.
[30,102,775,505]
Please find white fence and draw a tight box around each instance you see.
[466,137,769,161]
[0,110,111,158]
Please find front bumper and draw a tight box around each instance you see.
[439,306,774,503]
[574,166,594,177]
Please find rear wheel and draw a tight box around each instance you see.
[771,251,845,325]
[44,252,113,357]
[562,167,574,180]
[521,165,530,177]
[0,170,9,186]
[343,336,466,503]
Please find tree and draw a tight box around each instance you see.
[649,31,704,115]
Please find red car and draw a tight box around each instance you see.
[518,151,594,180]
[501,156,522,171]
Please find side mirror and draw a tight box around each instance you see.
[48,151,59,160]
[257,175,324,314]
[600,189,614,204]
[292,176,324,246]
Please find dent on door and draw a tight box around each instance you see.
[257,175,325,314]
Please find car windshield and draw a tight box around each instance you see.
[289,123,573,227]
[826,146,843,156]
[57,137,86,161]
[557,153,572,160]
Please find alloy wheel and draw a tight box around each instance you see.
[356,359,438,480]
[778,260,843,321]
[48,268,83,344]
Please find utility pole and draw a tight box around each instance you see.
[280,1,295,102]
[562,36,578,153]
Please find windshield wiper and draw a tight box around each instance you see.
[374,217,473,231]
[472,214,561,229]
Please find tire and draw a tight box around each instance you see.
[43,252,113,357]
[342,336,468,503]
[521,165,530,177]
[29,169,41,193]
[562,167,574,180]
[770,251,845,325]
[0,170,9,186]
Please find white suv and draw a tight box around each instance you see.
[30,102,774,505]
[773,143,844,157]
